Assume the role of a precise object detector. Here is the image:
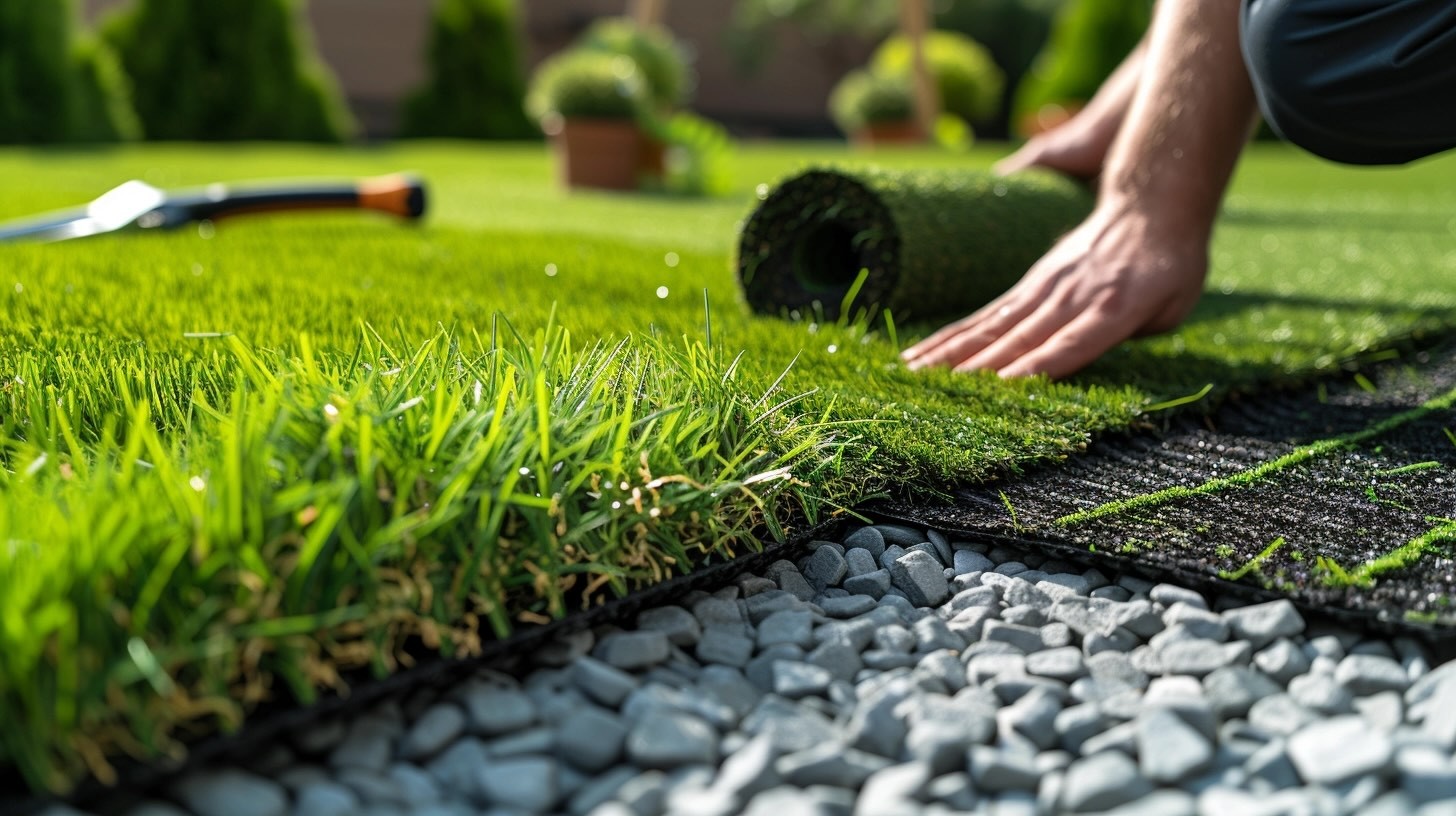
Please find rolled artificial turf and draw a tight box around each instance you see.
[736,167,1093,322]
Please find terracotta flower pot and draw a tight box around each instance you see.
[638,136,668,180]
[852,120,926,149]
[552,118,644,191]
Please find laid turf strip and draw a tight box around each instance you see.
[736,167,1092,321]
[871,344,1456,633]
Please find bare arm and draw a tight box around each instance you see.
[995,38,1148,180]
[903,0,1258,379]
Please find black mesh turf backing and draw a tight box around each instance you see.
[870,346,1456,637]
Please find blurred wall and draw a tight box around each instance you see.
[82,0,870,138]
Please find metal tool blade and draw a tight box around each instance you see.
[0,180,168,243]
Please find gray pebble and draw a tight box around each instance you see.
[292,718,347,755]
[875,524,929,548]
[627,710,719,768]
[567,766,638,815]
[845,548,879,577]
[742,696,839,754]
[386,762,440,803]
[1059,751,1153,812]
[776,742,890,788]
[558,706,627,772]
[1152,638,1240,677]
[399,703,466,762]
[1002,604,1047,627]
[1289,672,1356,714]
[1336,653,1411,695]
[1084,628,1140,655]
[569,656,640,708]
[767,560,817,602]
[1162,603,1229,641]
[1040,573,1092,597]
[844,526,887,559]
[1243,740,1301,791]
[1398,745,1456,802]
[1248,693,1318,736]
[774,660,834,699]
[758,609,815,650]
[880,545,908,571]
[1355,690,1406,732]
[983,620,1044,652]
[819,594,877,619]
[916,650,966,693]
[1202,666,1282,719]
[804,545,849,592]
[693,597,748,634]
[172,769,288,816]
[1136,706,1214,783]
[1055,703,1113,754]
[1026,647,1087,682]
[1150,584,1207,610]
[843,569,892,599]
[1222,599,1305,647]
[595,631,671,671]
[1253,638,1311,685]
[1091,585,1132,602]
[329,718,394,772]
[460,682,537,736]
[479,756,560,813]
[292,782,359,816]
[969,744,1040,792]
[997,688,1062,750]
[486,725,556,757]
[696,626,755,668]
[636,606,702,648]
[807,639,864,683]
[1288,715,1394,784]
[888,551,951,607]
[954,549,995,575]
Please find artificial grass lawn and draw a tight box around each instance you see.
[3,141,1456,791]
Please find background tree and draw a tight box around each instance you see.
[104,0,354,141]
[0,0,137,143]
[401,0,536,140]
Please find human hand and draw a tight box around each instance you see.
[993,120,1116,182]
[900,203,1208,379]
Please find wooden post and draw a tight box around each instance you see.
[898,0,938,142]
[631,0,666,27]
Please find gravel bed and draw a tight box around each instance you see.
[45,523,1456,816]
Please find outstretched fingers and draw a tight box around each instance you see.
[995,303,1147,379]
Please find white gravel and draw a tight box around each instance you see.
[48,522,1456,816]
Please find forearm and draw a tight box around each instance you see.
[1102,0,1257,239]
[1075,38,1148,136]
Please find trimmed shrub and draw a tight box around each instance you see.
[1012,0,1153,134]
[828,70,914,135]
[0,0,136,144]
[401,0,536,140]
[935,0,1064,137]
[576,17,691,111]
[103,0,354,142]
[526,50,649,123]
[870,30,1005,125]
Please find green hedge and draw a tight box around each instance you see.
[1012,0,1152,133]
[401,0,536,139]
[103,0,354,142]
[0,0,137,144]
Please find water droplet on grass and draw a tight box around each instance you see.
[755,184,770,200]
[519,467,531,476]
[826,344,838,353]
[324,403,340,419]
[12,283,21,293]
[189,476,206,492]
[612,501,622,509]
[545,263,558,277]
[656,286,669,299]
[197,221,216,240]
[664,252,680,268]
[191,264,204,276]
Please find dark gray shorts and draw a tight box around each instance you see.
[1242,0,1456,165]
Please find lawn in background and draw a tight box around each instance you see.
[3,141,1456,791]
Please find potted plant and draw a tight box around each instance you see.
[871,30,1005,128]
[576,17,691,179]
[527,50,650,190]
[829,70,920,148]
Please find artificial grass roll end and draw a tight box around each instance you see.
[736,167,1094,322]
